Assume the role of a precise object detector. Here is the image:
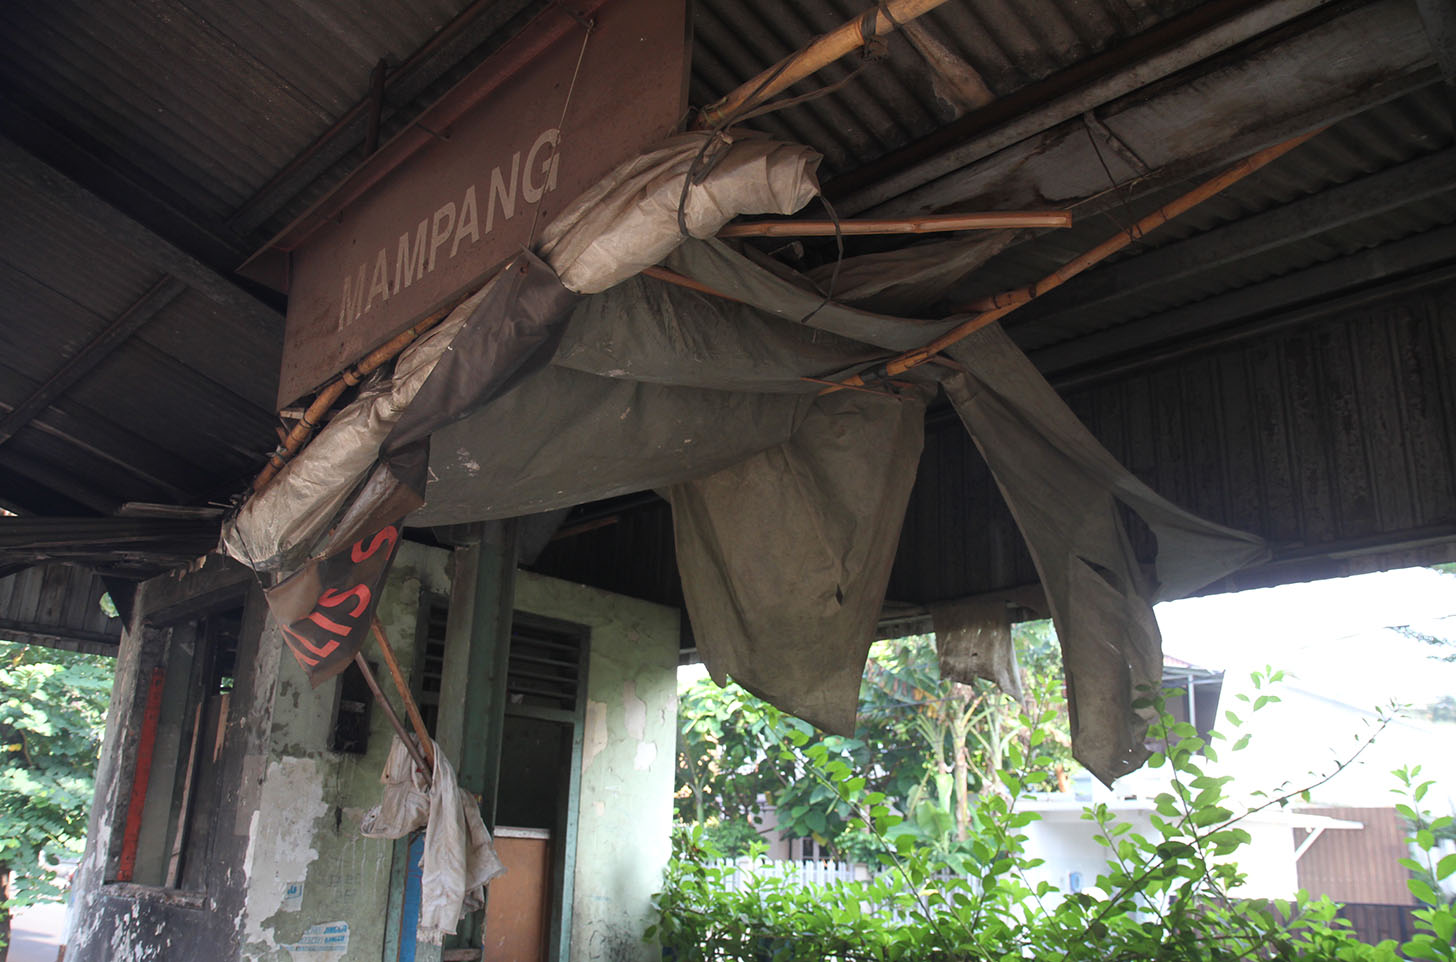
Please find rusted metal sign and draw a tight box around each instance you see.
[248,0,689,408]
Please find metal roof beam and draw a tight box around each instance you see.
[0,451,121,515]
[0,136,283,337]
[0,363,203,502]
[1015,147,1456,331]
[1415,0,1456,83]
[829,0,1338,213]
[1031,224,1456,381]
[855,0,1438,218]
[0,277,187,448]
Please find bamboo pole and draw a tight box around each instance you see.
[718,211,1071,237]
[640,266,744,303]
[371,618,436,770]
[697,0,957,128]
[252,303,458,494]
[814,129,1323,395]
[353,652,432,773]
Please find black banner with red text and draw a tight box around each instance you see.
[267,524,399,685]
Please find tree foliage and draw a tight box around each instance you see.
[654,676,1454,961]
[675,623,1072,860]
[0,640,112,955]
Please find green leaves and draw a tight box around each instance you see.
[1408,878,1441,907]
[2,640,113,916]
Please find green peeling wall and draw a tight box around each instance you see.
[514,571,680,962]
[235,549,677,962]
[239,541,451,962]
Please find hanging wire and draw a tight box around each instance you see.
[524,11,596,253]
[1083,116,1148,252]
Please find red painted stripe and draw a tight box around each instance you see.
[116,666,166,882]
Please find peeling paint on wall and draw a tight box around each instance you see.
[512,570,679,962]
[623,681,646,741]
[280,921,349,960]
[582,699,608,773]
[241,757,328,949]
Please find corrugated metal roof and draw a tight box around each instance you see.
[884,273,1456,605]
[964,87,1456,353]
[0,562,122,653]
[0,0,470,224]
[692,0,1208,176]
[0,0,1453,601]
[0,155,281,506]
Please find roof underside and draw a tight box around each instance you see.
[0,0,1453,631]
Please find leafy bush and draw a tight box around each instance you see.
[652,673,1454,961]
[1,640,112,953]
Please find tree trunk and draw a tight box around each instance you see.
[1,862,11,962]
[952,739,971,841]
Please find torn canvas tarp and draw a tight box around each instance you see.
[804,231,1020,316]
[225,125,1271,784]
[941,323,1270,784]
[219,278,496,574]
[221,130,823,575]
[667,386,931,735]
[537,130,821,294]
[361,736,505,944]
[243,255,580,685]
[931,596,1024,703]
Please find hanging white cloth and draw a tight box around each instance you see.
[361,735,506,943]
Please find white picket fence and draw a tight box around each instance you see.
[709,857,867,891]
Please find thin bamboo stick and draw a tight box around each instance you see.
[814,129,1323,395]
[698,0,956,128]
[371,617,436,770]
[641,266,744,303]
[252,303,458,493]
[353,652,432,773]
[718,211,1071,237]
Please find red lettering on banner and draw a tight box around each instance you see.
[284,623,340,660]
[351,526,399,563]
[319,584,371,617]
[281,631,322,667]
[307,611,353,636]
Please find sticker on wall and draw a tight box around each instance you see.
[282,881,304,912]
[282,921,349,959]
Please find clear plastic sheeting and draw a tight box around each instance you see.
[941,324,1270,785]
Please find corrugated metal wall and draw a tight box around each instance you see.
[888,274,1456,604]
[0,562,122,654]
[1295,806,1415,906]
[534,275,1455,612]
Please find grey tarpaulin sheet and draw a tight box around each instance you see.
[224,127,1270,781]
[941,324,1270,784]
[222,131,820,572]
[931,596,1024,703]
[408,366,816,524]
[805,232,1020,316]
[666,387,931,736]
